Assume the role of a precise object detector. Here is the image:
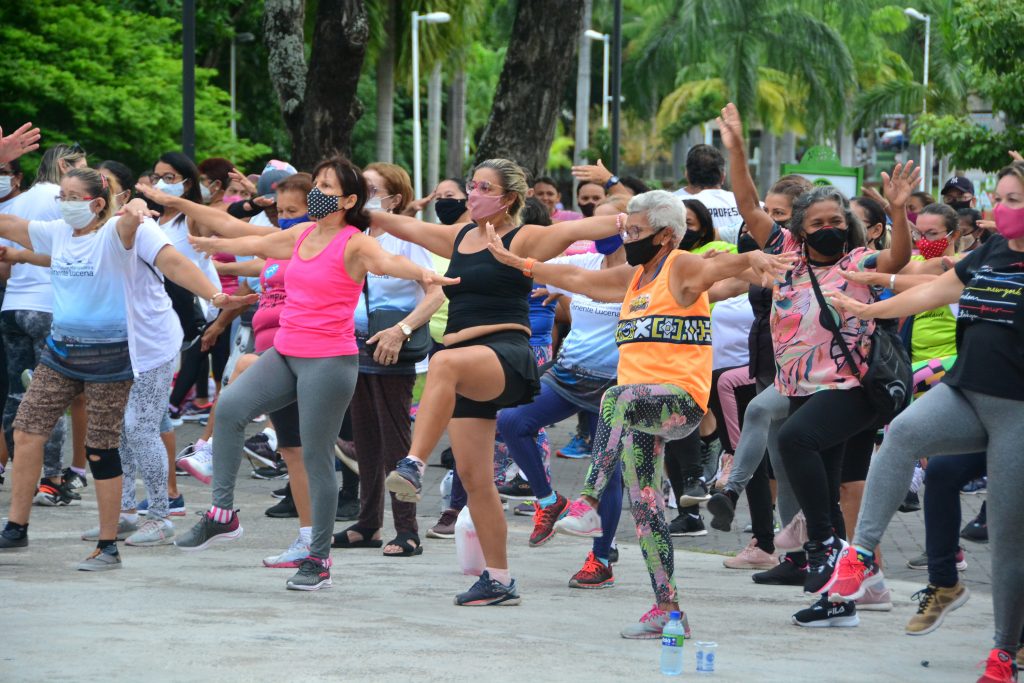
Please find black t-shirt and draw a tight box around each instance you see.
[944,235,1024,400]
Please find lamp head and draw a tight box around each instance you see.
[421,12,451,23]
[904,8,928,22]
[584,29,606,40]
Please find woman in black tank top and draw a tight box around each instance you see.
[367,158,622,606]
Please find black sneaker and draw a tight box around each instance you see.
[454,570,521,606]
[700,437,723,483]
[251,460,288,480]
[803,539,847,595]
[271,484,290,500]
[669,513,707,537]
[33,478,80,506]
[243,433,277,468]
[707,490,737,532]
[286,558,332,591]
[497,474,534,501]
[265,494,298,518]
[960,514,988,544]
[0,526,28,550]
[678,477,710,506]
[63,467,88,490]
[899,490,921,513]
[792,593,859,628]
[608,546,619,564]
[386,457,423,503]
[336,490,359,521]
[753,553,808,585]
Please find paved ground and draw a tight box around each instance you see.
[0,417,993,682]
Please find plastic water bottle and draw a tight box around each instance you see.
[660,611,686,675]
[440,470,454,512]
[454,506,485,576]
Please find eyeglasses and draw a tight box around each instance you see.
[56,194,96,202]
[366,185,394,200]
[621,224,662,241]
[150,172,182,184]
[913,229,953,241]
[466,180,504,194]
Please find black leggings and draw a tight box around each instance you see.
[777,388,878,543]
[169,319,231,405]
[664,430,702,514]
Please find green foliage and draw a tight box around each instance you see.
[0,1,269,180]
[914,115,1024,172]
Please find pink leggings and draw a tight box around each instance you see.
[716,366,756,450]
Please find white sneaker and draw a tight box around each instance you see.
[177,440,214,485]
[125,518,175,546]
[263,536,311,569]
[554,498,603,538]
[81,517,139,541]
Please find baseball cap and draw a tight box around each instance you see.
[257,166,296,199]
[940,175,974,196]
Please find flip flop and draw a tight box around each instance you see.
[331,524,383,548]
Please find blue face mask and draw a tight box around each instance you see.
[595,234,623,255]
[277,214,309,229]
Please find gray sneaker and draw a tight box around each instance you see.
[175,512,242,551]
[77,546,122,571]
[125,518,175,547]
[81,518,138,542]
[286,558,332,591]
[621,605,691,640]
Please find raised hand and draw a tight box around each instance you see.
[881,161,920,208]
[228,168,257,197]
[1010,150,1023,163]
[570,158,613,186]
[135,181,179,208]
[0,123,42,164]
[403,193,435,217]
[716,103,744,152]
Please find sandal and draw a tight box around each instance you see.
[331,524,383,549]
[382,531,423,557]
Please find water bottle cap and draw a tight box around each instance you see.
[670,610,681,620]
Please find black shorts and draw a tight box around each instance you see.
[269,401,301,448]
[449,330,540,420]
[841,428,876,483]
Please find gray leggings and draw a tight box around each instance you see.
[120,359,176,519]
[723,385,800,527]
[212,349,358,559]
[854,382,1024,652]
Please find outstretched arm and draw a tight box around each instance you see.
[0,215,32,249]
[154,246,258,311]
[874,162,919,273]
[511,213,621,262]
[369,211,461,258]
[717,103,774,246]
[0,245,51,268]
[189,227,298,261]
[136,183,277,238]
[827,267,964,320]
[351,232,461,288]
[672,249,797,306]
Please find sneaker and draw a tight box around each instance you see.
[497,474,534,501]
[336,490,359,521]
[792,594,859,628]
[244,433,278,469]
[286,557,332,591]
[569,551,615,589]
[264,536,311,568]
[426,508,459,539]
[774,511,809,552]
[177,441,214,485]
[513,501,535,516]
[553,498,603,538]
[454,570,521,606]
[251,461,288,480]
[529,494,569,547]
[265,494,298,518]
[961,477,988,495]
[700,437,723,483]
[82,517,139,542]
[386,457,423,503]
[678,477,710,506]
[899,490,921,513]
[828,546,883,602]
[608,546,619,564]
[621,604,690,640]
[711,452,733,490]
[271,485,289,500]
[180,399,213,423]
[908,548,968,571]
[138,494,186,517]
[753,553,808,585]
[857,581,893,611]
[804,538,847,595]
[62,468,88,490]
[0,527,28,550]
[977,649,1017,683]
[33,479,80,506]
[334,438,359,474]
[77,546,122,571]
[175,511,243,551]
[557,435,591,459]
[723,538,778,570]
[707,491,736,532]
[961,515,989,543]
[905,583,970,635]
[125,518,175,546]
[669,513,707,537]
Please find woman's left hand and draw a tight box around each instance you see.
[748,250,798,287]
[211,291,259,311]
[826,289,873,320]
[484,221,526,270]
[882,161,921,209]
[188,234,221,256]
[368,325,407,365]
[839,270,884,287]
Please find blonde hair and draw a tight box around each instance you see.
[475,158,528,225]
[997,160,1024,189]
[366,162,414,213]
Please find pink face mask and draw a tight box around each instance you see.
[223,194,244,204]
[906,210,919,225]
[993,203,1024,240]
[466,190,509,222]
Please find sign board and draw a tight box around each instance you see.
[781,145,864,197]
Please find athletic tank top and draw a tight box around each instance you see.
[615,249,713,410]
[274,224,361,358]
[443,223,532,335]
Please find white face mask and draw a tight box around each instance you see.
[155,179,186,197]
[0,176,12,198]
[200,182,212,203]
[60,199,97,230]
[365,197,384,212]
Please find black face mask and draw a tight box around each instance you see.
[307,187,340,220]
[624,230,666,266]
[737,232,759,254]
[579,202,596,218]
[947,199,971,212]
[434,197,467,225]
[679,229,703,251]
[804,226,848,258]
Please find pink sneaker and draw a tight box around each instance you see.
[176,440,214,485]
[775,511,808,552]
[553,498,603,538]
[723,538,778,570]
[856,580,893,611]
[620,604,692,640]
[828,546,884,602]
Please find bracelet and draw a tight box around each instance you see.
[521,257,536,278]
[616,212,626,234]
[210,291,227,304]
[889,274,896,290]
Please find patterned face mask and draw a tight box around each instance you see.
[307,187,341,219]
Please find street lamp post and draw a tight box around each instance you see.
[905,7,930,190]
[182,0,196,159]
[230,32,255,140]
[411,10,451,209]
[584,30,610,129]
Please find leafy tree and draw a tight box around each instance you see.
[0,0,269,179]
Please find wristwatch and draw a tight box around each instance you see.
[603,175,620,191]
[397,322,413,338]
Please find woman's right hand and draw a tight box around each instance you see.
[135,182,179,208]
[188,234,221,256]
[484,221,527,270]
[716,103,744,152]
[826,289,874,320]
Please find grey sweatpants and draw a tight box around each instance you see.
[854,383,1024,652]
[212,349,358,559]
[120,358,176,519]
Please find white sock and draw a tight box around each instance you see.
[299,526,312,544]
[486,567,511,586]
[406,455,426,471]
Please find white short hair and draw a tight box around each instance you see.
[626,189,685,242]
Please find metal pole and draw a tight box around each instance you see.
[230,40,237,140]
[609,0,622,171]
[411,11,423,206]
[182,0,196,159]
[573,4,593,171]
[602,37,609,129]
[920,16,930,190]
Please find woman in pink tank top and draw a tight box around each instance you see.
[175,156,457,591]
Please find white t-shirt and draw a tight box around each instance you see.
[2,182,58,312]
[674,187,743,245]
[545,252,621,378]
[711,293,755,370]
[353,232,434,334]
[159,214,220,321]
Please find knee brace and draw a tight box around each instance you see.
[86,446,123,480]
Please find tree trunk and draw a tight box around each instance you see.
[264,0,368,170]
[375,0,396,163]
[445,66,467,179]
[838,121,855,167]
[473,0,585,177]
[781,130,797,164]
[426,63,443,219]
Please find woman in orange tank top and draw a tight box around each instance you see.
[486,190,794,638]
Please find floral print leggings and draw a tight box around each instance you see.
[581,383,705,604]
